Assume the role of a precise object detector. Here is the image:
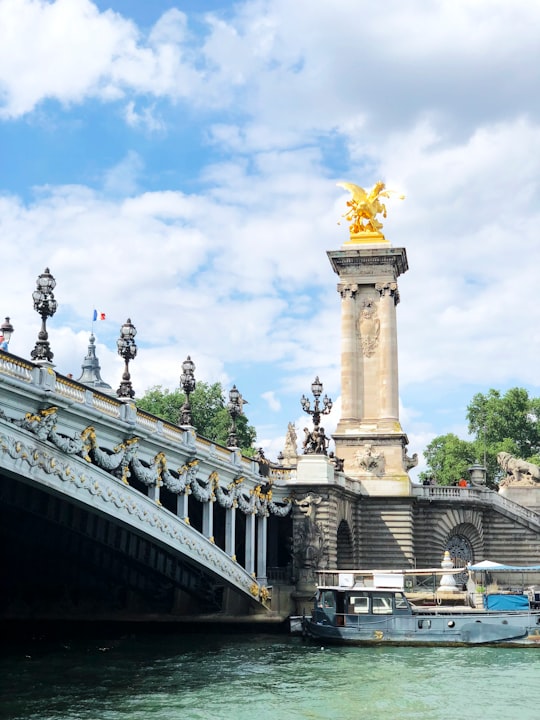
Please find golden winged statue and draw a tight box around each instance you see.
[337,181,404,238]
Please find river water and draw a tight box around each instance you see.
[2,628,539,720]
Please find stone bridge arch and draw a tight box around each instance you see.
[334,496,355,568]
[416,506,485,567]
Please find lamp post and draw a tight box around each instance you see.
[300,376,333,454]
[31,268,57,363]
[116,318,137,398]
[227,384,243,448]
[179,355,196,426]
[0,316,14,351]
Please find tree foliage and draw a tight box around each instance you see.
[419,433,476,486]
[136,382,257,455]
[421,387,540,487]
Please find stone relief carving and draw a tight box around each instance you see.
[497,452,540,487]
[293,494,326,569]
[358,298,380,357]
[355,443,385,474]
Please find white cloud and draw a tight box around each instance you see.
[0,0,200,118]
[103,150,144,196]
[261,391,281,412]
[3,0,540,465]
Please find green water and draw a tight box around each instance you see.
[2,630,539,720]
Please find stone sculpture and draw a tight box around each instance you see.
[282,422,298,464]
[497,452,540,486]
[294,493,325,569]
[355,443,385,474]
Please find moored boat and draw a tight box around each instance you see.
[302,566,540,647]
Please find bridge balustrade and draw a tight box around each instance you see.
[412,483,540,530]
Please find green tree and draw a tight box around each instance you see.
[467,388,540,484]
[419,433,476,486]
[421,387,540,487]
[136,382,257,455]
[467,387,540,460]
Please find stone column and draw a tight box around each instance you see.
[256,514,268,584]
[245,512,256,575]
[148,483,160,504]
[376,281,400,424]
[327,245,413,496]
[177,493,188,522]
[225,506,236,557]
[202,499,214,540]
[338,282,359,423]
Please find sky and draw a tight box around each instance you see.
[1,0,540,480]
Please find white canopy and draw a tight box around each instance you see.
[468,560,540,572]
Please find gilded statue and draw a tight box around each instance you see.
[337,180,404,237]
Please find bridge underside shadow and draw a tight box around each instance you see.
[0,473,271,625]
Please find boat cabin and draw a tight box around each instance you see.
[316,587,412,624]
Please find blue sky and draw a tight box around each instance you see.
[1,0,540,478]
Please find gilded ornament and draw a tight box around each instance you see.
[337,180,404,241]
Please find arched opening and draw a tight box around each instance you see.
[336,520,354,569]
[446,531,474,585]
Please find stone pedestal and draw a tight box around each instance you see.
[293,454,335,484]
[499,485,540,513]
[327,243,413,496]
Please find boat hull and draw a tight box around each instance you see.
[303,611,540,647]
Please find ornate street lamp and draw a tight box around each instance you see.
[179,355,196,426]
[227,384,243,448]
[31,268,58,363]
[300,376,333,454]
[116,318,137,398]
[0,316,14,350]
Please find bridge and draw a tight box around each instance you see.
[2,349,540,624]
[0,351,293,624]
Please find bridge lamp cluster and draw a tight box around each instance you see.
[227,384,243,448]
[31,268,58,363]
[116,318,138,399]
[0,316,14,350]
[179,355,196,426]
[301,376,333,454]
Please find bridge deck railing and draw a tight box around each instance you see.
[412,484,540,529]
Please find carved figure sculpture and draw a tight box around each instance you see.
[497,452,540,487]
[294,494,325,569]
[282,422,298,462]
[359,298,380,357]
[403,449,419,471]
[337,180,404,236]
[355,443,385,474]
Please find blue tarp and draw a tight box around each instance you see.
[484,594,530,611]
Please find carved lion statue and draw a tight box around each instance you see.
[497,451,540,486]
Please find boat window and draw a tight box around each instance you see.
[394,592,408,610]
[348,595,370,614]
[372,595,393,614]
[318,591,335,609]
